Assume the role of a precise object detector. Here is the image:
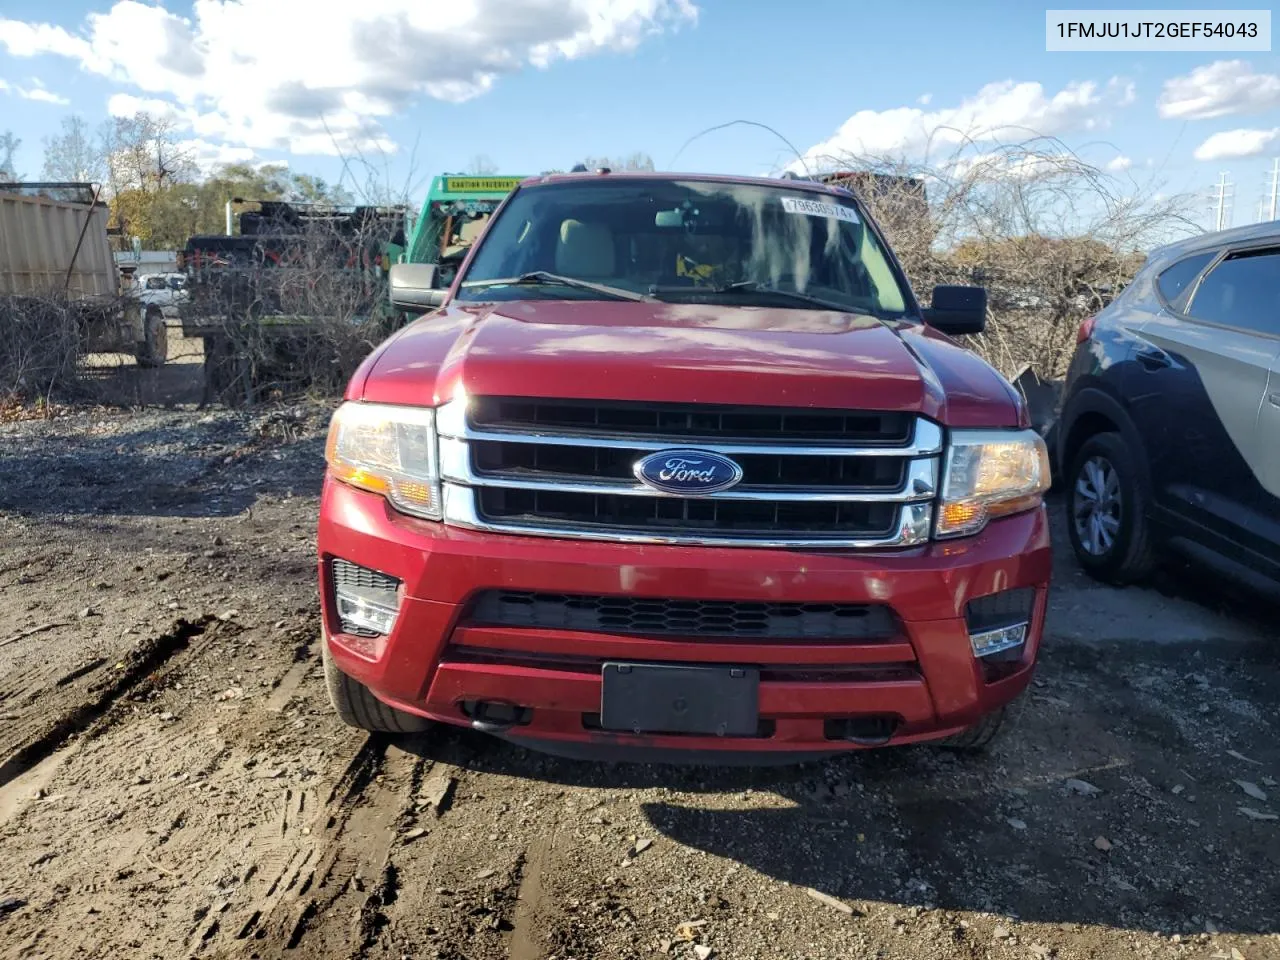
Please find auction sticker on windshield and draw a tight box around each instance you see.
[780,197,860,223]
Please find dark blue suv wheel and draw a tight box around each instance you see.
[1065,432,1156,584]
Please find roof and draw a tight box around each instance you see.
[517,170,854,198]
[1149,219,1280,263]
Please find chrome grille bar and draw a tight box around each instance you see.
[441,437,937,503]
[436,397,941,548]
[437,399,944,457]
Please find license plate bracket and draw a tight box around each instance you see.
[600,662,760,737]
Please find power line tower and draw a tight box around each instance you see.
[1262,158,1279,223]
[1210,172,1234,231]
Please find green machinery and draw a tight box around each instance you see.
[402,174,528,284]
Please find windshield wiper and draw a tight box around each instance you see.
[461,271,654,302]
[707,280,871,314]
[649,280,900,320]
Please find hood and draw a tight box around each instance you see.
[356,300,1022,426]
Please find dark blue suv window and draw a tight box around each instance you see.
[1156,251,1215,306]
[1187,247,1280,336]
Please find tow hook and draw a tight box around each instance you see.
[825,716,899,746]
[461,700,532,733]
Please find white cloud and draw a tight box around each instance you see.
[0,75,68,104]
[0,0,698,156]
[0,20,94,61]
[19,87,68,104]
[183,138,258,173]
[1193,127,1280,161]
[1159,60,1280,120]
[795,76,1135,168]
[1106,154,1132,172]
[107,92,189,119]
[947,151,1081,182]
[917,93,932,106]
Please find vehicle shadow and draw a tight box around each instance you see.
[396,637,1280,936]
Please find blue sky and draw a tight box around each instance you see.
[1,0,1278,226]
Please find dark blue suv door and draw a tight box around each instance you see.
[1132,245,1280,566]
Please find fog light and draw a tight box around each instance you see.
[331,559,401,637]
[335,590,399,635]
[968,621,1027,658]
[965,586,1035,661]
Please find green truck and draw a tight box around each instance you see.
[403,173,527,287]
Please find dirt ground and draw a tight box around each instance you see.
[0,399,1277,960]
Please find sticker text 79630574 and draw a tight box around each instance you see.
[779,196,861,224]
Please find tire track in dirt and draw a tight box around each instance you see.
[209,737,421,959]
[0,615,222,789]
[508,823,560,960]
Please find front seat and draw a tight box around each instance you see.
[556,219,616,278]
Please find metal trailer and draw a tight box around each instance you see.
[0,182,166,366]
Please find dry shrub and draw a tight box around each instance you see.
[187,210,401,405]
[809,136,1199,380]
[0,296,82,404]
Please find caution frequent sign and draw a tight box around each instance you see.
[443,177,522,193]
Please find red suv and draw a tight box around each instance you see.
[318,171,1052,763]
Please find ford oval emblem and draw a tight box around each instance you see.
[634,449,744,496]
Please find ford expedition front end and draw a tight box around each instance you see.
[317,171,1052,763]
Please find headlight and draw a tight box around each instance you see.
[936,428,1050,538]
[325,402,441,520]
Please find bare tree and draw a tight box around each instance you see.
[0,131,21,182]
[102,112,196,194]
[580,152,655,171]
[466,154,498,176]
[41,116,105,183]
[806,136,1199,380]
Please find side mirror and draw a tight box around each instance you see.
[923,284,986,335]
[390,263,447,311]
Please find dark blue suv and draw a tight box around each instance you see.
[1055,222,1280,592]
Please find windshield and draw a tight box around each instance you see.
[454,179,911,317]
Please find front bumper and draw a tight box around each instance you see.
[318,479,1052,758]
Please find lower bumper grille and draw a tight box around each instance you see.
[447,646,921,682]
[469,590,898,641]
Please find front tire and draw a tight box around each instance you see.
[322,641,432,734]
[1065,431,1156,585]
[935,707,1007,752]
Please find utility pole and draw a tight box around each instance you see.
[1211,172,1233,231]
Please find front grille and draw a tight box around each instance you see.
[469,397,914,445]
[437,396,941,547]
[469,590,899,640]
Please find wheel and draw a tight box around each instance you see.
[934,707,1007,752]
[135,309,168,368]
[202,335,244,406]
[1065,431,1156,584]
[322,640,431,734]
